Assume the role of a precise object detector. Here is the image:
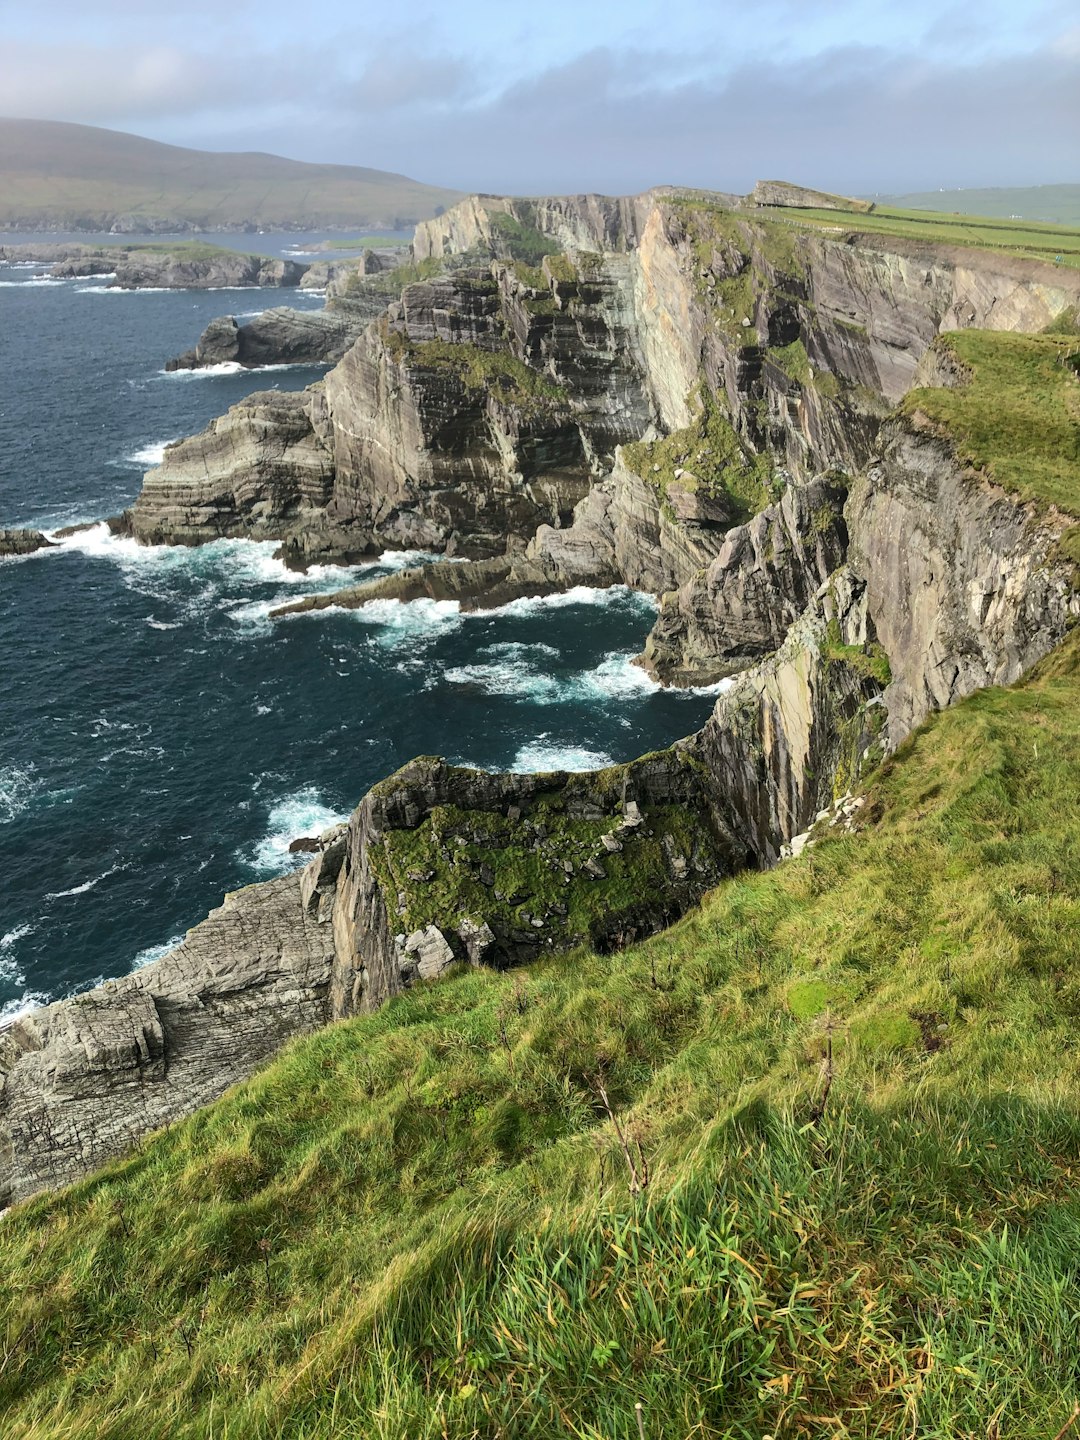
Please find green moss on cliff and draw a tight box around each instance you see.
[338,254,446,298]
[371,791,723,953]
[622,387,779,521]
[394,337,569,414]
[489,209,559,265]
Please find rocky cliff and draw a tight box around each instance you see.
[5,186,1079,1204]
[0,243,307,289]
[0,875,333,1207]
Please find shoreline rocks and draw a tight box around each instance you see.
[0,243,308,289]
[0,528,53,558]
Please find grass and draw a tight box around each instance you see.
[388,336,569,415]
[488,209,559,265]
[621,386,779,520]
[3,628,1080,1436]
[901,328,1080,563]
[763,202,1080,270]
[878,184,1080,229]
[338,254,447,298]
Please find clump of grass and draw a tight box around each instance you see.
[901,331,1080,548]
[2,634,1080,1436]
[823,617,893,686]
[399,338,569,413]
[622,386,779,521]
[338,254,446,298]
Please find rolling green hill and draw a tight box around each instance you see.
[877,184,1080,227]
[0,118,462,232]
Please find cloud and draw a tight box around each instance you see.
[2,30,1076,196]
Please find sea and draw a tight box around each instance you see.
[0,231,723,1023]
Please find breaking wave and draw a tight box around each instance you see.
[241,786,350,875]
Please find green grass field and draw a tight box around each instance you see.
[762,201,1080,270]
[2,621,1079,1435]
[903,328,1080,561]
[880,185,1080,228]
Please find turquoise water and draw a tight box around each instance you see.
[0,245,721,1019]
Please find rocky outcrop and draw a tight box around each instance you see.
[0,243,308,289]
[165,306,369,371]
[846,417,1080,746]
[689,570,884,863]
[325,749,750,1017]
[125,388,342,548]
[641,474,850,685]
[746,180,873,213]
[0,528,53,558]
[0,872,335,1206]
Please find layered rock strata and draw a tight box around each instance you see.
[0,874,334,1207]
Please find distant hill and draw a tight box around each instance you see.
[875,184,1080,227]
[0,118,462,233]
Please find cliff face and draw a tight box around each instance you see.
[848,421,1080,745]
[0,875,333,1207]
[5,188,1079,1205]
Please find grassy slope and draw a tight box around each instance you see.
[761,201,1080,270]
[3,631,1080,1437]
[902,328,1080,562]
[879,185,1080,228]
[0,118,461,229]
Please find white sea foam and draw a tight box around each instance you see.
[0,992,50,1030]
[0,276,66,287]
[573,654,658,700]
[0,764,42,824]
[0,923,32,954]
[131,935,184,971]
[243,787,350,874]
[483,584,657,618]
[445,660,562,703]
[482,640,559,660]
[348,597,464,644]
[77,284,172,294]
[44,863,126,901]
[508,739,615,773]
[128,438,180,466]
[159,360,244,377]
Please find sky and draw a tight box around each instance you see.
[2,0,1078,195]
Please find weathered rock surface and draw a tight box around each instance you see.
[326,750,750,1017]
[847,415,1080,745]
[689,569,883,864]
[0,528,53,558]
[0,872,335,1206]
[0,243,308,289]
[165,306,369,371]
[641,474,850,685]
[125,388,340,547]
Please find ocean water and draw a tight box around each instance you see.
[0,246,723,1022]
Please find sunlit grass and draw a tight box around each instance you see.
[2,635,1080,1436]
